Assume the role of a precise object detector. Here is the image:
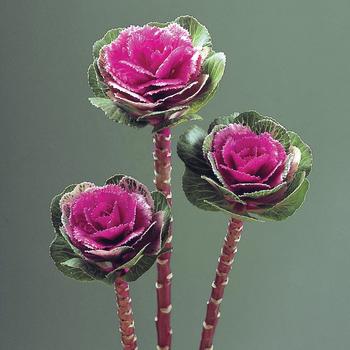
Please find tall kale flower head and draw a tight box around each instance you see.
[177,111,312,222]
[88,16,225,132]
[50,175,171,283]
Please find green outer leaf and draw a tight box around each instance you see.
[254,118,290,150]
[241,182,287,199]
[152,111,201,133]
[151,191,172,243]
[137,106,188,120]
[285,171,306,196]
[257,178,309,221]
[203,200,263,222]
[201,176,245,204]
[207,111,290,150]
[202,124,226,155]
[123,255,157,282]
[208,113,240,133]
[50,233,94,282]
[174,16,212,48]
[105,174,125,185]
[151,191,168,212]
[50,184,76,230]
[88,63,107,97]
[188,52,226,114]
[89,97,147,128]
[232,111,265,130]
[107,245,148,279]
[287,131,313,176]
[93,28,122,59]
[182,168,227,211]
[177,125,212,175]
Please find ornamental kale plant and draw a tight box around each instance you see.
[177,111,312,222]
[49,15,312,350]
[177,111,312,349]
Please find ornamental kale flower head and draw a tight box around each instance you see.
[88,16,225,131]
[50,175,171,283]
[177,111,312,222]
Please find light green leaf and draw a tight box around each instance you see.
[50,184,76,230]
[202,124,226,155]
[201,176,245,204]
[175,16,212,48]
[89,97,147,128]
[203,200,263,222]
[257,178,310,221]
[188,52,226,114]
[87,63,106,98]
[50,233,94,282]
[152,112,202,133]
[177,125,212,175]
[93,28,122,59]
[182,168,227,211]
[123,255,157,282]
[109,246,148,276]
[241,182,287,199]
[287,131,312,176]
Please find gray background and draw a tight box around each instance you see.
[1,0,349,349]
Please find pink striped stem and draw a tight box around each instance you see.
[199,218,243,350]
[114,278,138,350]
[153,128,173,350]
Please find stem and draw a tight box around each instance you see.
[114,278,138,350]
[199,218,243,350]
[153,128,173,350]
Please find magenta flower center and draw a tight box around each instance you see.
[98,23,207,115]
[212,124,287,194]
[67,185,152,250]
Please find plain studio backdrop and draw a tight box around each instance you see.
[1,1,349,349]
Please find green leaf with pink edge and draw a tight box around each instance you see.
[287,131,313,176]
[89,97,147,128]
[105,174,126,185]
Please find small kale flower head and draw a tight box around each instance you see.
[177,111,312,221]
[88,16,225,132]
[50,175,171,283]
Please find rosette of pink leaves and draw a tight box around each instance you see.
[50,174,171,350]
[177,111,312,349]
[88,15,225,131]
